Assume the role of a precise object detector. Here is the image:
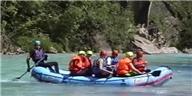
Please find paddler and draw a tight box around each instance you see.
[69,51,91,76]
[26,40,60,73]
[117,51,143,77]
[132,49,149,73]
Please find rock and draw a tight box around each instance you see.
[16,47,25,54]
[7,52,16,55]
[133,35,180,54]
[160,47,179,53]
[183,48,192,54]
[62,51,66,53]
[133,35,161,54]
[49,47,58,54]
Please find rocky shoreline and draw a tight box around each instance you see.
[132,35,182,54]
[1,29,191,55]
[1,34,191,55]
[1,47,191,56]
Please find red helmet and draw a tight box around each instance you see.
[100,50,107,57]
[136,50,144,57]
[112,50,119,56]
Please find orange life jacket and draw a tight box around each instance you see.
[69,56,85,73]
[83,57,91,69]
[117,58,132,75]
[132,57,147,72]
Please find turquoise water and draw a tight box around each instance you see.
[1,53,192,96]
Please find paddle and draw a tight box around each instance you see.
[151,70,161,77]
[12,58,44,81]
[144,70,161,85]
[104,74,113,84]
[103,67,114,84]
[12,65,34,81]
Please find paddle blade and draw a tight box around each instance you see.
[151,70,161,77]
[12,71,28,81]
[12,77,20,81]
[145,69,151,73]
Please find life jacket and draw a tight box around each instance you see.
[30,49,45,63]
[83,57,91,69]
[92,57,108,74]
[110,56,119,65]
[86,57,92,68]
[69,56,85,73]
[117,58,132,75]
[132,57,146,72]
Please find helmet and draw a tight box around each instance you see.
[87,50,93,55]
[112,50,119,56]
[136,49,144,57]
[125,52,134,57]
[33,40,41,46]
[100,50,107,57]
[78,51,86,55]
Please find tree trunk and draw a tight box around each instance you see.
[147,1,153,26]
[133,1,150,25]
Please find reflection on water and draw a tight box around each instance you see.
[1,54,192,96]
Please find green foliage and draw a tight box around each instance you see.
[149,1,192,49]
[16,36,33,51]
[3,1,191,52]
[52,43,64,53]
[16,34,53,52]
[167,2,192,49]
[177,17,192,49]
[0,1,136,52]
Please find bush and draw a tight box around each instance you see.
[16,36,34,52]
[52,43,64,53]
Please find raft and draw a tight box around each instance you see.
[31,66,173,86]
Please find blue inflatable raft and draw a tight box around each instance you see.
[31,66,173,86]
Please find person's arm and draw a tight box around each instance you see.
[103,69,113,74]
[98,59,104,69]
[144,59,148,65]
[99,59,113,74]
[129,62,143,74]
[144,60,148,69]
[43,50,48,61]
[142,58,148,70]
[132,58,136,64]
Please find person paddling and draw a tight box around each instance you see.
[92,50,113,78]
[132,49,149,73]
[109,50,119,65]
[85,50,94,75]
[106,50,119,76]
[86,50,93,65]
[26,40,60,73]
[117,52,143,77]
[69,51,91,76]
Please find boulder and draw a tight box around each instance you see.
[133,35,161,54]
[16,47,25,54]
[133,35,180,54]
[160,47,179,53]
[183,48,192,54]
[62,51,66,53]
[49,47,58,54]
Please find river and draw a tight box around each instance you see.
[1,53,192,96]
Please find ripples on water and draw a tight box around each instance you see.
[1,53,192,96]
